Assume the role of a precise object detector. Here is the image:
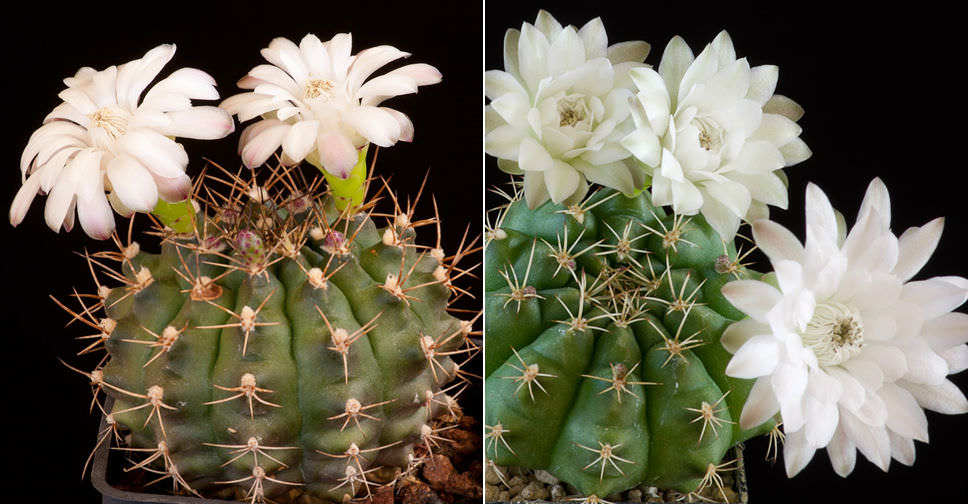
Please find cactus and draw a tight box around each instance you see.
[484,185,777,500]
[58,162,480,503]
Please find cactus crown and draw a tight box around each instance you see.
[57,160,481,503]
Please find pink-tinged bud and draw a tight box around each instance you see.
[236,229,265,268]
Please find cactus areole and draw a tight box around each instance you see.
[484,187,777,499]
[60,163,479,503]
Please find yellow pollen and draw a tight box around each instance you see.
[305,79,336,99]
[89,106,129,140]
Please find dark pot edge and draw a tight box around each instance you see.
[90,397,236,504]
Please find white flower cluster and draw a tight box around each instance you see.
[722,179,968,477]
[485,11,809,240]
[11,44,234,239]
[12,33,439,240]
[221,33,441,178]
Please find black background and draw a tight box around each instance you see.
[485,1,968,503]
[1,1,481,502]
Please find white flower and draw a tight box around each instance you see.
[219,33,441,178]
[621,31,811,240]
[485,10,650,208]
[11,44,234,239]
[721,178,968,477]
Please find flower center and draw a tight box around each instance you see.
[557,96,592,131]
[802,301,865,366]
[692,117,723,152]
[89,106,129,140]
[305,79,336,100]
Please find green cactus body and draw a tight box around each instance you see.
[485,188,776,498]
[77,168,476,503]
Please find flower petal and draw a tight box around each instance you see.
[721,279,782,322]
[725,334,779,378]
[106,155,158,213]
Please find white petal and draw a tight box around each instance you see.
[857,178,891,231]
[899,339,952,385]
[144,67,219,101]
[120,44,176,110]
[74,152,113,239]
[117,130,188,179]
[621,127,662,167]
[157,106,234,140]
[841,409,892,471]
[356,74,418,104]
[345,45,409,94]
[899,378,968,414]
[725,334,779,378]
[281,120,319,163]
[939,344,968,373]
[607,40,650,64]
[752,219,804,264]
[764,94,805,122]
[721,318,767,354]
[841,357,885,391]
[802,395,839,447]
[739,376,781,429]
[9,172,42,227]
[106,155,158,213]
[485,124,522,160]
[922,311,968,352]
[783,428,816,477]
[901,277,968,320]
[44,150,90,232]
[721,279,782,322]
[827,422,857,477]
[879,383,929,442]
[893,218,944,281]
[888,430,916,466]
[574,159,635,194]
[804,183,838,244]
[342,106,401,147]
[544,160,581,204]
[517,137,554,173]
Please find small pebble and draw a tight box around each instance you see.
[485,484,501,501]
[533,469,559,485]
[485,463,506,485]
[519,481,550,501]
[627,488,643,502]
[549,484,567,501]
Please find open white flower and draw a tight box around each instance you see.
[721,178,968,477]
[220,33,441,178]
[485,10,650,208]
[621,31,811,240]
[11,44,234,239]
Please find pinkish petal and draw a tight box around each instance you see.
[240,121,289,168]
[316,130,359,178]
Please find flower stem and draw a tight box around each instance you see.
[323,144,369,212]
[151,198,194,233]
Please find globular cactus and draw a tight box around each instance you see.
[59,163,479,503]
[484,186,777,500]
